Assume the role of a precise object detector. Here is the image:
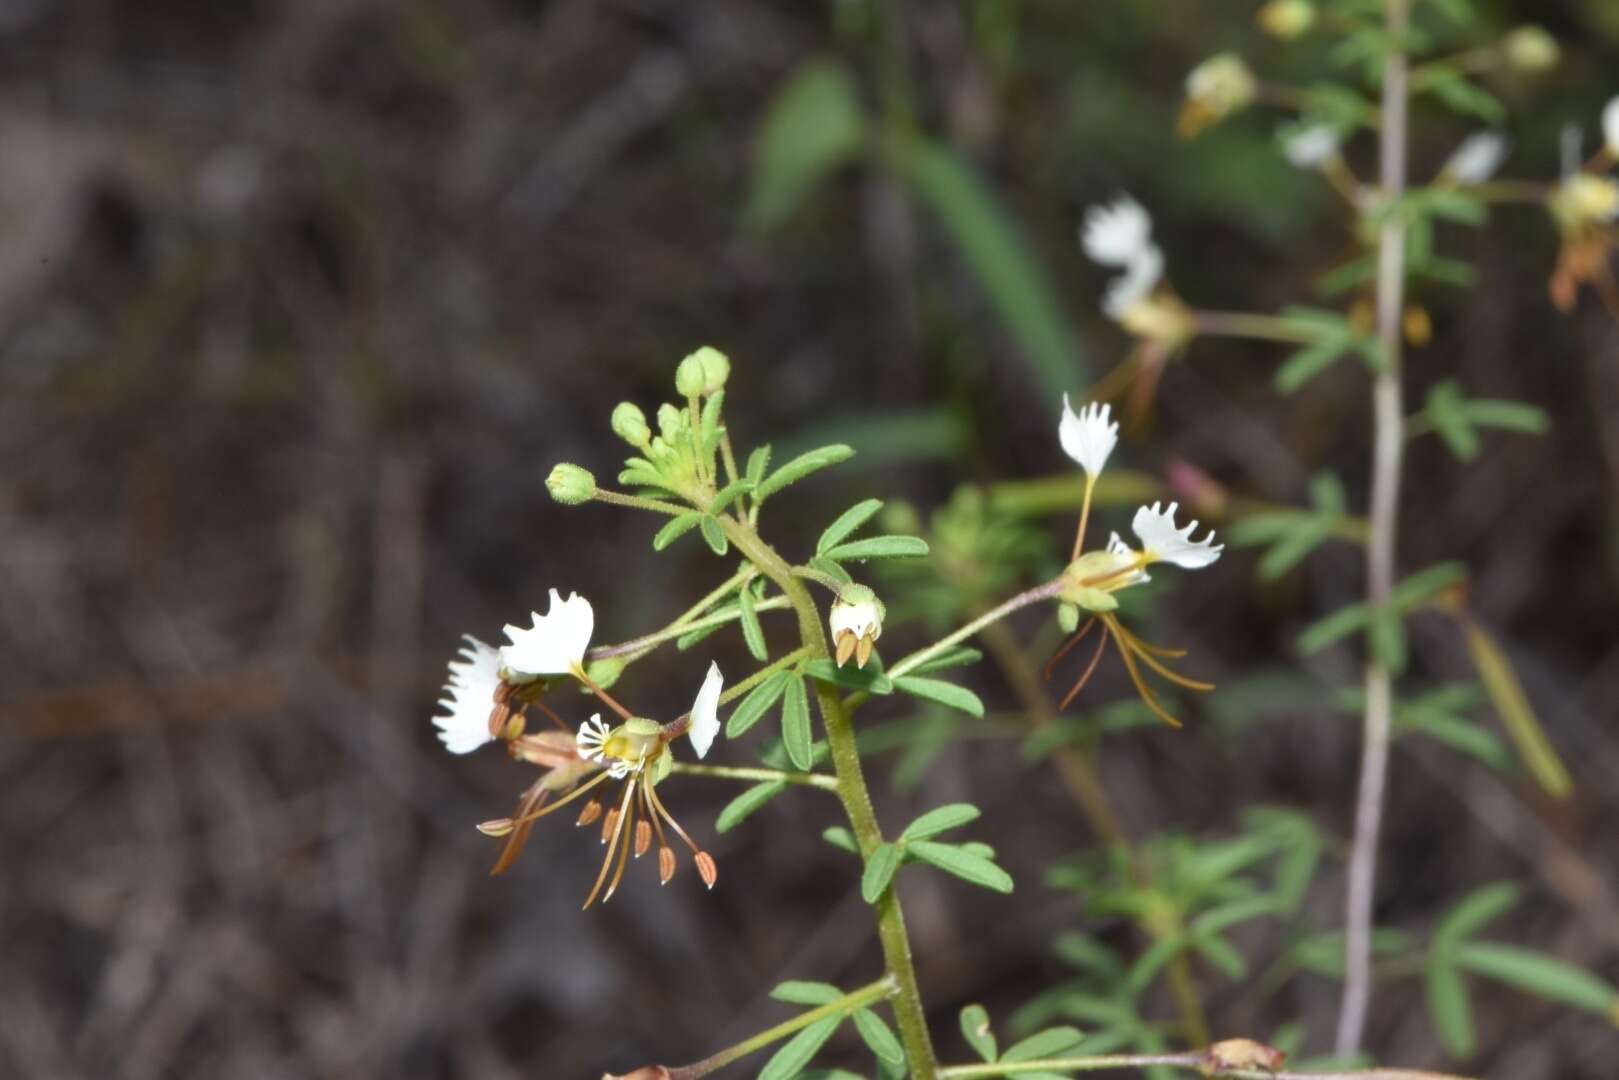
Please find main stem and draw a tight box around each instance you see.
[721,517,940,1078]
[1336,0,1409,1056]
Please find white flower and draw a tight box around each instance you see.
[1604,96,1619,156]
[830,585,885,668]
[1131,501,1224,569]
[500,589,594,679]
[1101,245,1165,318]
[433,635,502,754]
[1106,531,1152,586]
[1082,196,1154,267]
[1059,397,1119,477]
[687,661,723,760]
[1283,124,1341,169]
[575,713,610,761]
[1444,131,1508,185]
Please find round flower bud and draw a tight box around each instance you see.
[611,402,651,447]
[546,463,596,505]
[829,584,886,669]
[656,402,685,442]
[1258,0,1314,40]
[674,354,708,397]
[691,346,731,393]
[1057,601,1081,635]
[1503,26,1558,73]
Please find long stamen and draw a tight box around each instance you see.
[1043,617,1098,682]
[1109,618,1188,658]
[644,777,702,856]
[602,782,638,903]
[490,768,612,829]
[570,663,637,722]
[1104,615,1183,728]
[490,781,548,877]
[1108,618,1214,690]
[1079,555,1153,590]
[1072,473,1098,561]
[531,697,572,733]
[1059,620,1113,711]
[583,779,638,909]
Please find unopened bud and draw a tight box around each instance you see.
[674,354,708,397]
[694,850,719,890]
[577,799,604,827]
[1057,601,1081,635]
[687,345,731,394]
[1503,25,1558,73]
[547,463,596,505]
[611,402,651,447]
[1258,0,1313,39]
[634,820,652,858]
[656,402,684,442]
[658,845,677,884]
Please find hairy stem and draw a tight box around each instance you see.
[1337,0,1410,1056]
[885,579,1066,682]
[590,592,787,660]
[667,975,896,1080]
[669,761,838,790]
[720,516,940,1077]
[591,488,690,516]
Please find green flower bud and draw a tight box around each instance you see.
[688,345,731,393]
[675,354,708,397]
[1057,601,1081,634]
[546,463,596,505]
[1503,25,1558,73]
[657,402,685,442]
[611,402,651,447]
[1257,0,1313,40]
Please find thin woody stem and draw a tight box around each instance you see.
[884,578,1066,683]
[588,566,757,659]
[589,594,789,660]
[571,665,636,722]
[1337,0,1410,1056]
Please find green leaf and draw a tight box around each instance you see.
[728,671,791,738]
[1298,602,1374,654]
[746,445,773,485]
[1256,518,1333,580]
[1425,958,1476,1059]
[738,584,768,661]
[823,535,930,561]
[1435,883,1520,950]
[1193,934,1248,980]
[901,803,982,841]
[757,444,856,501]
[803,658,894,694]
[716,780,786,833]
[909,840,1014,893]
[818,498,885,555]
[906,646,984,676]
[1390,562,1467,610]
[760,1015,845,1080]
[1460,399,1548,434]
[808,555,854,585]
[710,477,754,515]
[822,826,859,854]
[862,841,903,903]
[772,980,845,1006]
[745,60,866,232]
[652,513,702,551]
[959,1004,997,1062]
[1463,620,1571,797]
[854,1008,905,1066]
[782,674,813,771]
[893,675,984,717]
[1001,1026,1085,1062]
[1276,335,1358,394]
[1455,943,1619,1015]
[699,515,729,556]
[1368,607,1409,674]
[895,137,1087,404]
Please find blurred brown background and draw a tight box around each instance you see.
[3,1,1617,1077]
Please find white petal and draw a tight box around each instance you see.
[830,600,881,640]
[575,714,610,761]
[1058,396,1119,477]
[1081,195,1153,267]
[500,589,595,679]
[1131,501,1224,569]
[1106,531,1151,586]
[1444,131,1508,185]
[1101,245,1164,318]
[431,635,502,754]
[687,661,724,760]
[1283,124,1341,169]
[1605,96,1619,156]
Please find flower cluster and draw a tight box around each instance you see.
[1080,196,1194,358]
[1051,400,1223,726]
[430,590,723,906]
[1547,96,1619,312]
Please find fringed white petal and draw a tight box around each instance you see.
[432,635,502,754]
[1100,244,1164,319]
[687,661,724,760]
[500,589,595,679]
[1059,396,1120,477]
[1081,195,1154,267]
[1131,501,1224,569]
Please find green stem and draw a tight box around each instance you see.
[719,646,810,705]
[591,488,690,516]
[669,975,896,1080]
[885,579,1065,682]
[719,515,940,1079]
[791,565,849,593]
[589,590,787,660]
[669,762,839,791]
[1193,310,1317,344]
[938,1059,1474,1080]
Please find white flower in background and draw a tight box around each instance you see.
[1059,397,1119,477]
[1102,245,1165,318]
[1082,195,1154,266]
[687,661,723,759]
[1283,124,1341,169]
[1443,132,1508,185]
[501,589,595,679]
[1131,501,1224,569]
[433,635,502,754]
[1604,95,1619,156]
[830,585,885,668]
